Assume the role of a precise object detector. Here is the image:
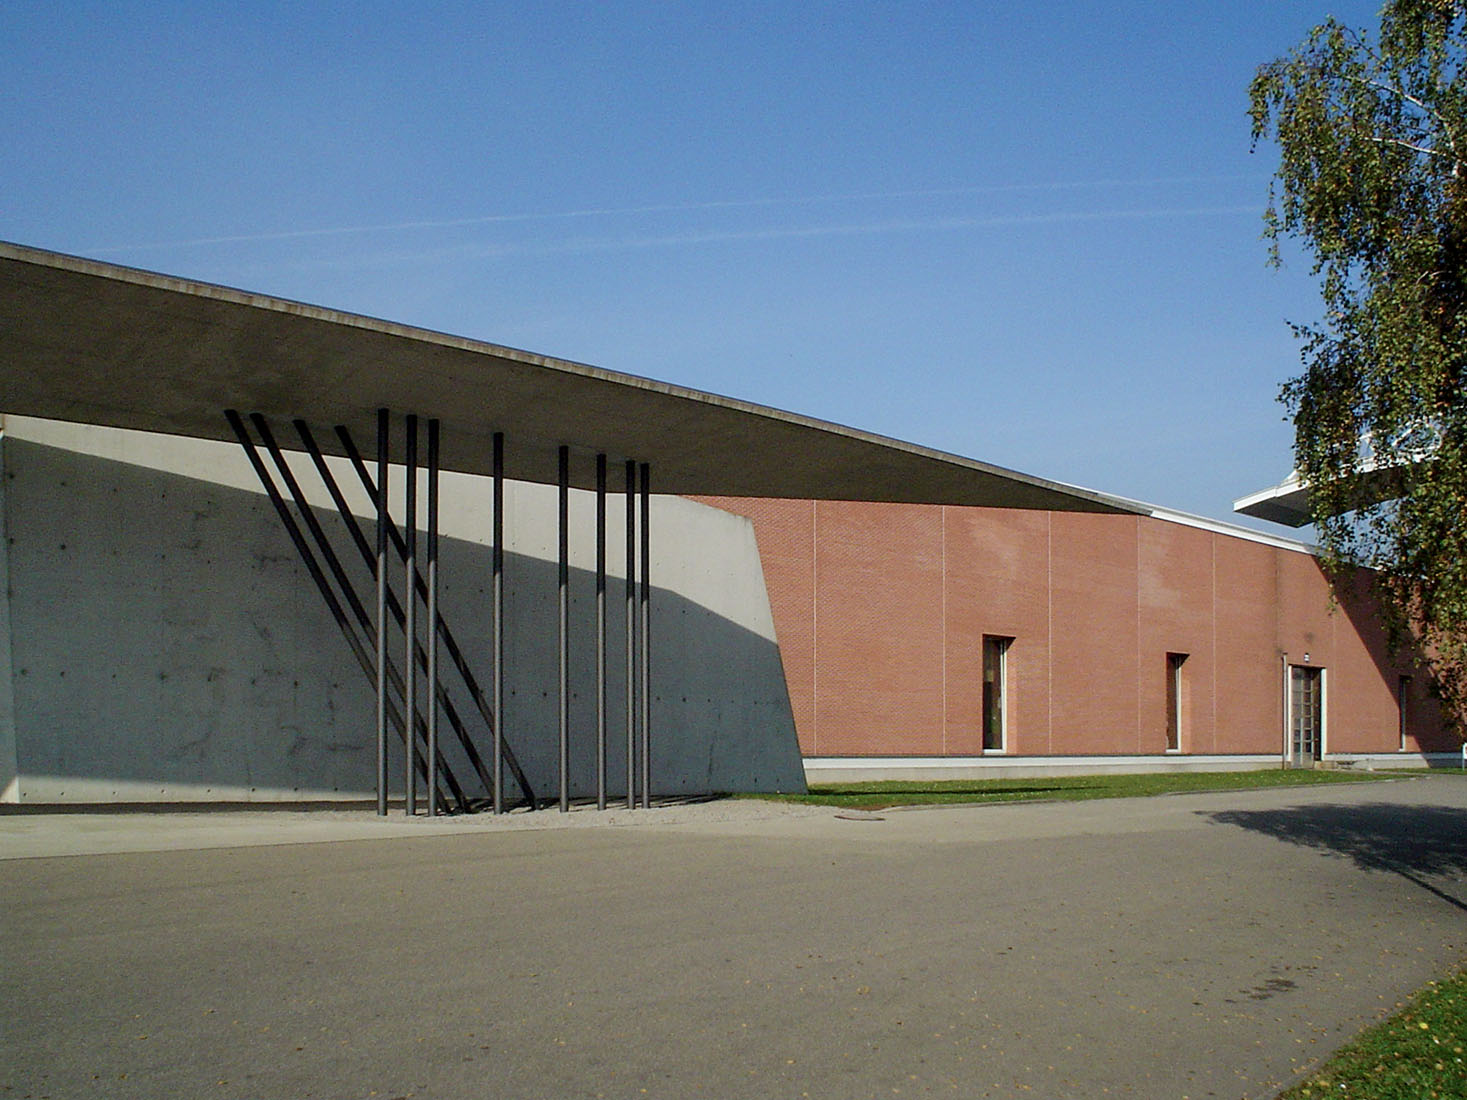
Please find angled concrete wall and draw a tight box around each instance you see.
[2,416,805,803]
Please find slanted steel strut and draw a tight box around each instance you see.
[334,424,536,809]
[225,410,453,810]
[250,412,467,812]
[294,418,501,811]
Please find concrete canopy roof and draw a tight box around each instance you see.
[0,241,1141,512]
[1235,454,1421,528]
[1233,472,1313,527]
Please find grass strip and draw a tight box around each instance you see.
[1277,965,1467,1099]
[743,768,1429,810]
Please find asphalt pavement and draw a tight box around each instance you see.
[3,776,1465,1099]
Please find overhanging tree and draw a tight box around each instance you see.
[1252,0,1467,731]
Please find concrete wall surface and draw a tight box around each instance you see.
[698,497,1455,760]
[3,417,806,803]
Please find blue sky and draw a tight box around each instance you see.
[1,1,1385,527]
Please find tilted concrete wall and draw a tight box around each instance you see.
[2,417,805,803]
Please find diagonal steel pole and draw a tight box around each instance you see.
[252,413,466,811]
[253,414,468,812]
[294,420,492,808]
[335,424,537,808]
[225,411,451,809]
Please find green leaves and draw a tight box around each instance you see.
[1254,1,1467,730]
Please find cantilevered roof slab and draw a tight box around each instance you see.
[1234,472,1313,527]
[1235,458,1418,528]
[0,241,1140,512]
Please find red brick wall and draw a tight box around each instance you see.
[1048,513,1142,754]
[943,507,1050,754]
[694,496,1449,757]
[1212,537,1282,754]
[1138,519,1215,753]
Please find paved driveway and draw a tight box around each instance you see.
[3,776,1465,1099]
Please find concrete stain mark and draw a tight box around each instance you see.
[285,732,363,757]
[1246,976,1298,1001]
[165,730,214,762]
[1224,964,1313,1004]
[248,620,278,651]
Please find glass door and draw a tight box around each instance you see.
[1289,665,1322,767]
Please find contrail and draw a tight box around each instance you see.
[265,203,1263,271]
[88,174,1266,255]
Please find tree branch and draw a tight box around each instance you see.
[1347,73,1463,162]
[1362,133,1453,159]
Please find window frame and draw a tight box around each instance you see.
[1165,652,1188,753]
[982,635,1013,753]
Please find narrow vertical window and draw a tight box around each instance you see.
[982,636,1012,752]
[1398,674,1412,752]
[1166,653,1188,752]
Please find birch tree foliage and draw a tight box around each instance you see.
[1251,0,1467,727]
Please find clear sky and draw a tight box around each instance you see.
[1,1,1386,529]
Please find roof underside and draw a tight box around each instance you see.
[0,242,1140,512]
[1233,475,1312,527]
[1234,461,1416,529]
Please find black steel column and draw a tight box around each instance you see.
[334,424,535,810]
[375,409,389,816]
[404,414,418,816]
[558,444,570,813]
[492,432,505,814]
[426,418,440,818]
[625,459,636,809]
[639,462,651,809]
[292,419,467,813]
[595,453,607,810]
[226,411,445,807]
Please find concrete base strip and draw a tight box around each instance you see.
[802,751,1459,783]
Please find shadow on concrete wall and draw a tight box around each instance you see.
[1202,800,1467,913]
[5,440,805,802]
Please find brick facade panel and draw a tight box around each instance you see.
[700,496,1451,759]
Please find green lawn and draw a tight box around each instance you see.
[1278,965,1467,1099]
[747,767,1416,810]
